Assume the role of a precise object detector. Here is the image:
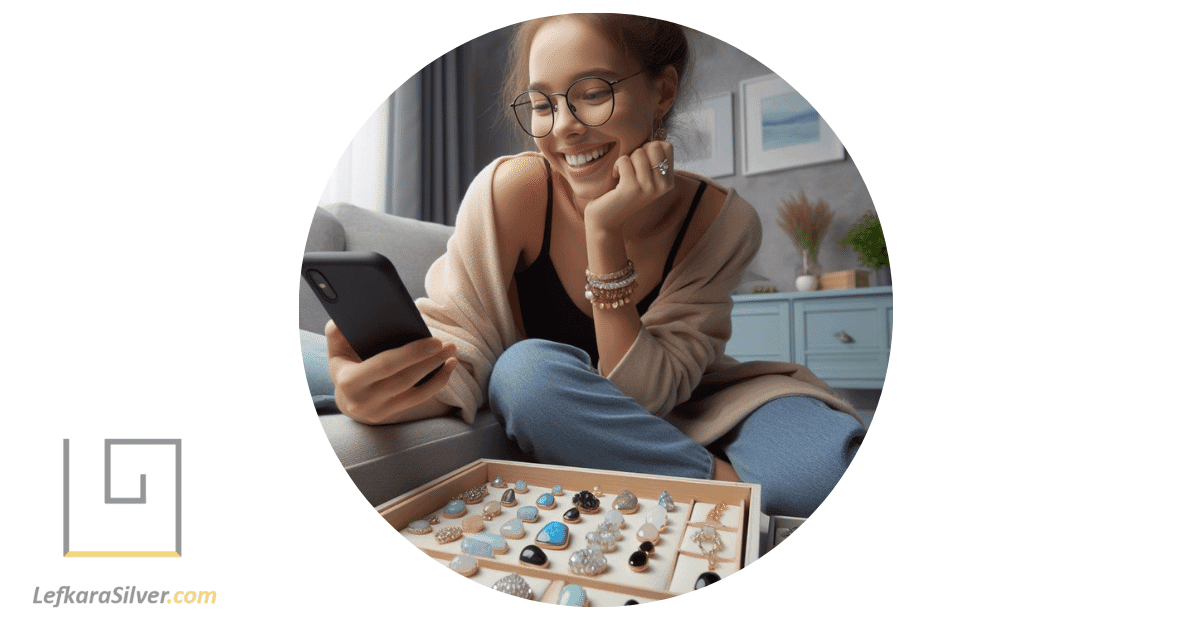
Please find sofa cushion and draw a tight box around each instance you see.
[300,207,348,333]
[300,203,454,333]
[327,203,453,301]
[306,206,346,252]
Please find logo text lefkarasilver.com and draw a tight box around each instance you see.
[33,586,215,606]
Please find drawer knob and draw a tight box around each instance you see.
[835,331,854,344]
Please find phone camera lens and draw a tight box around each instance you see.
[307,270,338,302]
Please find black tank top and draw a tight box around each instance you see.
[515,159,708,366]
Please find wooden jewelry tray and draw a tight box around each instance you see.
[376,459,762,605]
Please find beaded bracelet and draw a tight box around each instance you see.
[585,285,636,301]
[586,260,634,282]
[587,270,638,291]
[584,281,638,309]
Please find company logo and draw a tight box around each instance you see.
[62,439,182,557]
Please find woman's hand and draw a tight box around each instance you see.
[584,140,674,234]
[325,319,458,424]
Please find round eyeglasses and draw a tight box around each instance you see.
[510,70,646,138]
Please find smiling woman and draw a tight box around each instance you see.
[333,13,862,519]
[311,12,868,528]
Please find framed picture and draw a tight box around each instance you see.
[673,92,735,178]
[740,74,844,175]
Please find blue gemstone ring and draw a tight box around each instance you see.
[535,521,570,549]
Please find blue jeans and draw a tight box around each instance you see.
[488,339,865,517]
[300,329,339,413]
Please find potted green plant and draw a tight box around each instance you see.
[838,212,890,286]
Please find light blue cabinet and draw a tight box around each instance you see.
[728,287,892,389]
[725,299,792,362]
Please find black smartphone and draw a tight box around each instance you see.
[302,251,444,383]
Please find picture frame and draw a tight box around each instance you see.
[740,73,844,175]
[673,92,735,178]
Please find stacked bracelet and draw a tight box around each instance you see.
[588,270,638,291]
[585,260,638,309]
[584,282,638,309]
[586,260,634,282]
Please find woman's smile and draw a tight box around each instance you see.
[563,143,614,167]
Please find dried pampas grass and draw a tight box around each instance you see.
[776,192,834,261]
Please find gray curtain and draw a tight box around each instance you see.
[384,49,473,225]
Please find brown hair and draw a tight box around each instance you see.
[502,13,691,145]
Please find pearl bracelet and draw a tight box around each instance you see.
[584,282,638,309]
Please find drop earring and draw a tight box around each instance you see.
[652,116,666,141]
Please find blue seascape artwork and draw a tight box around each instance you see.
[761,92,820,151]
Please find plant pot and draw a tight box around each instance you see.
[794,275,819,292]
[874,266,892,287]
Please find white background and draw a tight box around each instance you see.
[3,1,1197,625]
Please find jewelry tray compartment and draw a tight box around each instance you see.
[377,459,762,605]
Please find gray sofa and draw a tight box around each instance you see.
[300,203,528,507]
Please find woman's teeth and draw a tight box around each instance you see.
[565,145,610,167]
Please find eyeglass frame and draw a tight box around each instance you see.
[509,69,647,138]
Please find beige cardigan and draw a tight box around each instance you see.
[417,153,862,445]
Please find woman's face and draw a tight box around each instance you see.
[526,17,669,203]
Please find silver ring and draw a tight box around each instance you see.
[656,158,669,176]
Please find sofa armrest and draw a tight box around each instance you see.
[301,330,526,505]
[319,410,528,507]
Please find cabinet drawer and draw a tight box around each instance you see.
[794,296,890,386]
[804,352,889,384]
[727,300,791,362]
[730,289,892,389]
[796,300,887,354]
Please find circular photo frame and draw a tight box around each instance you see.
[298,12,886,607]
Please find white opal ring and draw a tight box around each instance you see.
[656,158,669,175]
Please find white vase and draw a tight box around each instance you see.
[794,275,819,292]
[794,250,821,292]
